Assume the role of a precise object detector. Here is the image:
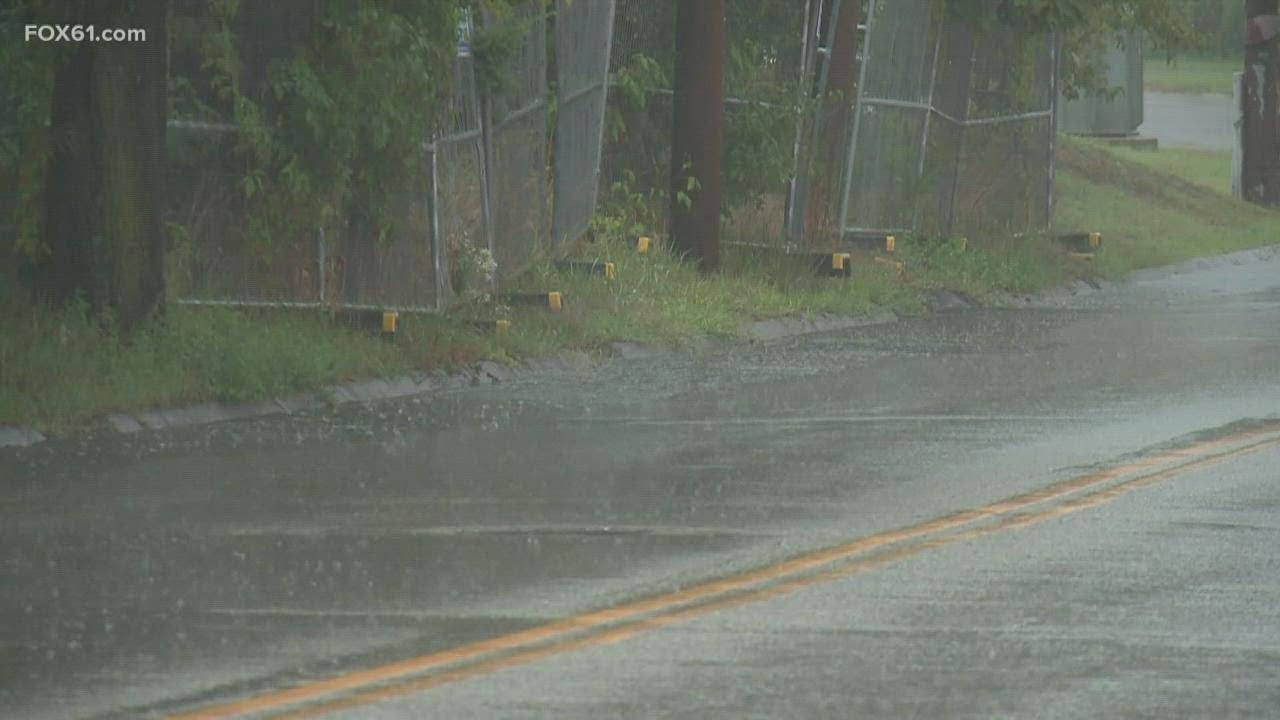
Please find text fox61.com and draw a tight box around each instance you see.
[25,25,147,43]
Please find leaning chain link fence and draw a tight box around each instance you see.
[484,3,550,281]
[838,0,1057,239]
[552,0,617,247]
[604,0,1057,249]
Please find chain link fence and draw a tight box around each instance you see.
[552,0,617,246]
[837,0,1057,238]
[5,1,1061,311]
[163,0,613,311]
[604,0,813,246]
[484,3,550,281]
[604,0,1057,248]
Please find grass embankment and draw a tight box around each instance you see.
[1054,136,1278,275]
[1144,55,1238,95]
[3,137,1277,431]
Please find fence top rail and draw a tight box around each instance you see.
[858,97,1052,128]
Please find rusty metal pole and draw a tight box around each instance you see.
[1243,0,1280,205]
[669,0,725,272]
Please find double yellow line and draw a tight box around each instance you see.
[172,421,1280,719]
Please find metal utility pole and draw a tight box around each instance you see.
[669,0,725,272]
[1243,0,1280,205]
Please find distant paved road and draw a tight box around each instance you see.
[1141,90,1236,151]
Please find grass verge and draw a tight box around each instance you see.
[1053,136,1278,276]
[0,295,408,431]
[1144,55,1238,96]
[3,137,1277,432]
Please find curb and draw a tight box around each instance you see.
[743,310,899,341]
[0,308,906,448]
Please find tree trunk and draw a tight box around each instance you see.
[32,0,168,332]
[669,0,725,272]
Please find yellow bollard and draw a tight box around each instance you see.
[547,291,563,312]
[1089,232,1101,249]
[885,235,896,254]
[637,236,652,255]
[381,311,398,334]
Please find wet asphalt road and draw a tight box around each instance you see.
[1141,91,1235,150]
[2,247,1280,718]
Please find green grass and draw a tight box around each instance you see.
[0,295,406,431]
[1093,142,1234,195]
[1144,55,1238,96]
[1053,136,1279,276]
[5,135,1278,432]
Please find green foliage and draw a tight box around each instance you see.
[592,168,666,241]
[196,1,462,253]
[1176,0,1247,58]
[1054,137,1280,279]
[904,234,1051,298]
[602,52,672,209]
[943,0,1202,97]
[722,37,800,211]
[0,1,85,259]
[0,294,404,429]
[164,306,404,402]
[603,1,809,225]
[470,4,531,97]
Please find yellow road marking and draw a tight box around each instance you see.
[170,423,1280,719]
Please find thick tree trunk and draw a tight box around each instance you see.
[669,0,725,273]
[33,0,168,332]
